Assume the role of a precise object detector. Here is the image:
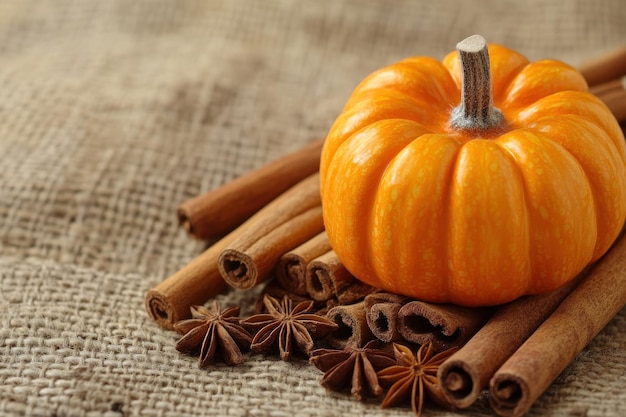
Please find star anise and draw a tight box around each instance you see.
[242,294,339,361]
[173,301,252,367]
[377,342,457,417]
[309,340,397,401]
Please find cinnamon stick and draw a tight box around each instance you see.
[335,281,377,305]
[145,233,236,330]
[364,292,409,343]
[306,250,358,301]
[489,233,626,417]
[276,231,331,296]
[590,76,626,122]
[437,272,585,409]
[325,301,374,349]
[218,173,324,289]
[397,302,492,351]
[177,138,324,239]
[578,45,626,87]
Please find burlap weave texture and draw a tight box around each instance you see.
[1,1,625,416]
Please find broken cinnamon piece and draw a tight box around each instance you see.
[335,281,377,305]
[364,292,410,343]
[325,301,375,349]
[276,231,331,296]
[397,301,492,351]
[177,138,324,239]
[306,250,357,301]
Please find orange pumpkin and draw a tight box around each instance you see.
[320,35,626,306]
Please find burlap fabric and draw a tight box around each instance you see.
[1,1,624,416]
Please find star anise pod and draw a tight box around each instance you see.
[173,301,252,367]
[377,342,457,417]
[309,340,397,401]
[242,294,339,361]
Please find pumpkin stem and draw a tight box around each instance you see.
[449,35,505,132]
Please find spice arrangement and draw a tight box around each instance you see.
[146,36,626,417]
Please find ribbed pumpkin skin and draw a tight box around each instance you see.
[320,44,626,306]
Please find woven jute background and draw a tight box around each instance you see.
[1,1,625,416]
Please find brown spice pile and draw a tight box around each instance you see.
[174,292,458,417]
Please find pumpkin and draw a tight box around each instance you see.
[320,35,626,306]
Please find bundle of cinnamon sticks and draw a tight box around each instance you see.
[145,46,626,417]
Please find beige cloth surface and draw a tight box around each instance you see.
[0,1,625,416]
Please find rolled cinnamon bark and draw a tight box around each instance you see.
[489,233,626,417]
[335,281,377,305]
[437,273,584,409]
[325,301,374,349]
[276,231,331,296]
[145,233,238,330]
[397,301,492,351]
[364,292,409,343]
[177,138,324,239]
[306,250,356,301]
[578,45,626,87]
[218,173,324,289]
